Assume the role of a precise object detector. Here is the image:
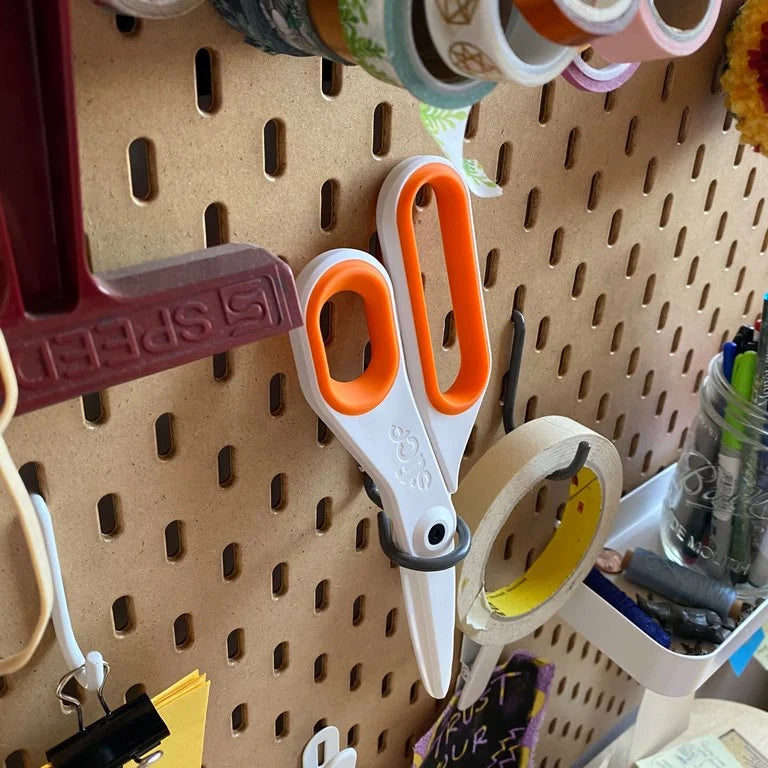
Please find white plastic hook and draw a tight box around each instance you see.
[30,493,105,690]
[302,726,357,768]
[458,636,503,712]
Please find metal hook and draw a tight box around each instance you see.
[361,468,382,508]
[377,511,472,572]
[547,441,591,481]
[56,660,112,733]
[502,309,526,435]
[135,750,164,766]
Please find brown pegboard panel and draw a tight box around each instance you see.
[0,1,766,767]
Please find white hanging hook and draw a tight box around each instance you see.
[30,493,105,690]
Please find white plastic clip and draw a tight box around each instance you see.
[31,493,105,690]
[302,726,357,768]
[458,636,503,712]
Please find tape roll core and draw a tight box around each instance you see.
[455,416,622,646]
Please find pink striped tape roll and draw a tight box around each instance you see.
[562,55,640,92]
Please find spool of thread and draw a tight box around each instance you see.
[623,548,743,621]
[584,568,671,648]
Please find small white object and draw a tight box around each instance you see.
[458,637,503,712]
[31,493,105,690]
[558,465,768,697]
[303,727,357,768]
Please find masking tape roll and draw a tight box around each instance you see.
[593,0,721,63]
[455,416,622,646]
[337,0,495,108]
[424,0,575,87]
[211,0,309,55]
[561,54,639,92]
[515,0,639,46]
[94,0,203,18]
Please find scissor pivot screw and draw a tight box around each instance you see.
[428,523,446,546]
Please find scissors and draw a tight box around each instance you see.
[290,156,491,698]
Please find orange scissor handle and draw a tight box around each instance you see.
[305,259,400,417]
[395,163,490,416]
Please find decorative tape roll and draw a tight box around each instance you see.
[454,416,622,646]
[424,0,576,87]
[94,0,203,17]
[258,0,349,61]
[211,0,309,56]
[593,0,722,63]
[337,0,495,108]
[561,53,640,91]
[515,0,639,46]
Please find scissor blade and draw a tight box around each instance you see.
[399,566,455,699]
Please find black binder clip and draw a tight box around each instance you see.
[46,661,169,768]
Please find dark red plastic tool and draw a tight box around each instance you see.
[0,0,301,415]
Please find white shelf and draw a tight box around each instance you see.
[558,466,768,697]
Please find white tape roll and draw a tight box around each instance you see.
[424,0,576,87]
[455,416,622,646]
[94,0,204,18]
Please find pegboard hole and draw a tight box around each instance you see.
[274,711,289,740]
[538,82,554,124]
[610,322,624,353]
[677,106,690,143]
[317,417,333,445]
[484,249,499,288]
[699,283,710,310]
[115,14,139,34]
[223,543,241,581]
[356,518,370,550]
[404,736,416,759]
[127,138,154,203]
[655,391,667,416]
[268,372,286,416]
[705,180,717,212]
[82,391,106,424]
[164,520,184,563]
[745,168,757,198]
[315,497,331,533]
[0,677,7,698]
[154,412,175,459]
[535,317,550,351]
[227,628,244,662]
[565,128,579,169]
[572,263,586,298]
[273,641,288,673]
[558,345,571,377]
[628,434,640,458]
[587,172,602,211]
[4,752,30,768]
[668,410,678,433]
[465,103,480,139]
[381,672,392,698]
[496,142,512,186]
[315,580,329,612]
[608,210,623,245]
[716,211,728,241]
[212,351,230,381]
[745,290,756,316]
[683,349,694,375]
[687,256,699,286]
[613,414,625,440]
[263,119,285,178]
[674,227,687,259]
[627,347,639,376]
[536,487,548,513]
[524,188,539,230]
[525,395,538,422]
[270,473,286,511]
[596,393,609,423]
[659,195,673,228]
[644,157,657,194]
[19,461,43,498]
[231,704,248,734]
[349,664,362,691]
[626,244,640,277]
[726,240,738,269]
[272,562,287,596]
[320,180,338,232]
[549,228,564,266]
[442,310,457,349]
[578,371,591,401]
[592,294,606,327]
[372,103,391,157]
[754,198,765,228]
[503,534,514,560]
[463,425,478,458]
[735,266,747,294]
[662,62,675,101]
[711,53,726,94]
[644,275,657,307]
[314,653,328,683]
[671,327,682,353]
[218,445,235,487]
[642,370,655,396]
[378,730,389,753]
[194,48,217,114]
[203,202,227,247]
[352,595,365,626]
[414,184,432,209]
[386,608,397,636]
[173,613,193,650]
[513,284,526,313]
[603,90,615,112]
[551,624,562,646]
[125,683,145,703]
[321,58,343,97]
[111,595,135,635]
[735,144,745,167]
[625,117,638,156]
[348,725,360,746]
[691,144,705,179]
[97,494,120,538]
[694,369,705,393]
[548,718,558,735]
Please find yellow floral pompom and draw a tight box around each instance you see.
[722,0,768,154]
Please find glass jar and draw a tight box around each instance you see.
[661,352,768,596]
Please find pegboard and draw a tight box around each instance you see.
[0,1,766,767]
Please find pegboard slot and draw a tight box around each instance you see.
[194,48,216,114]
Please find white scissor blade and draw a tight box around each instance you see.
[399,566,455,699]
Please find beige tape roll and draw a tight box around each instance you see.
[455,416,622,646]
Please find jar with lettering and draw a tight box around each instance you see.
[661,351,768,596]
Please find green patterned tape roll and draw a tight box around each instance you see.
[338,0,495,108]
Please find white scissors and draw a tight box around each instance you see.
[290,156,491,698]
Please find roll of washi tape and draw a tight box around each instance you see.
[337,0,494,108]
[454,416,622,646]
[424,0,576,87]
[561,52,640,91]
[258,0,349,61]
[211,0,309,56]
[515,0,639,46]
[306,0,353,61]
[593,0,722,63]
[93,0,203,17]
